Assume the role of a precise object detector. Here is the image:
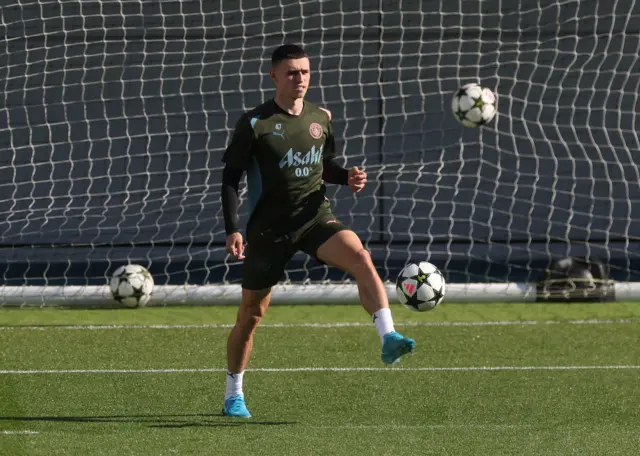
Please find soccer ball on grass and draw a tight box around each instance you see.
[109,264,154,308]
[396,261,446,312]
[451,83,497,128]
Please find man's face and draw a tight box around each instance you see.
[270,57,310,100]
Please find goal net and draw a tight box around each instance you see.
[1,0,639,306]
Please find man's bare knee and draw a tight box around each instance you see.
[238,307,263,331]
[350,248,376,277]
[236,288,271,332]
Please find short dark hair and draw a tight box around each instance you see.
[271,44,308,66]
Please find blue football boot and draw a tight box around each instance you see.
[381,331,416,365]
[222,394,252,418]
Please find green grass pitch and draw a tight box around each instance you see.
[1,302,640,455]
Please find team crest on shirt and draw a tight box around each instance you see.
[309,122,323,139]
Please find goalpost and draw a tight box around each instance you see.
[1,1,640,306]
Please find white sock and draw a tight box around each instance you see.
[373,307,395,343]
[225,370,244,400]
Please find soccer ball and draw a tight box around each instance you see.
[451,83,497,128]
[396,261,446,312]
[109,264,154,308]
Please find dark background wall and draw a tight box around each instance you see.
[1,0,639,286]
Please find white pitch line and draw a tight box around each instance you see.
[310,424,535,430]
[0,365,639,375]
[0,318,638,331]
[0,430,39,435]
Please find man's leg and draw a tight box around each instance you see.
[316,230,387,314]
[227,288,272,375]
[223,287,271,418]
[311,228,415,364]
[223,238,294,417]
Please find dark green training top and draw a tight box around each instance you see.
[222,98,347,235]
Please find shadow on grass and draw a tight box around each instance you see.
[0,413,294,428]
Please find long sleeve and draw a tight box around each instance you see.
[221,114,254,235]
[221,165,244,235]
[222,114,254,170]
[322,158,348,185]
[321,119,348,185]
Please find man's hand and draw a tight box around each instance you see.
[226,232,245,260]
[348,167,367,193]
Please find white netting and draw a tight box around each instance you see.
[1,0,639,305]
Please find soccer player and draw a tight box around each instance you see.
[220,44,415,418]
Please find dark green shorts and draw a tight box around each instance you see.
[242,208,348,291]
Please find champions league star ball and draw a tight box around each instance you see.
[109,264,154,308]
[396,262,446,312]
[451,83,497,128]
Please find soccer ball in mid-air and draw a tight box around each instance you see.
[451,83,497,128]
[396,261,446,312]
[109,264,154,308]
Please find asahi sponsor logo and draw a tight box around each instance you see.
[279,145,323,177]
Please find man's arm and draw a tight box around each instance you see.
[321,111,349,185]
[322,158,349,185]
[221,114,253,235]
[221,165,244,235]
